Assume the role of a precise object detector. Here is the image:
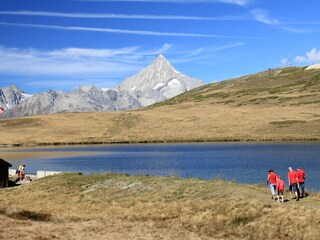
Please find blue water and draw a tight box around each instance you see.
[5,142,320,191]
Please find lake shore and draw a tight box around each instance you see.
[1,173,319,239]
[1,137,320,149]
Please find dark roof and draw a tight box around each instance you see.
[0,158,12,167]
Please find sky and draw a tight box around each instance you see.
[1,0,320,93]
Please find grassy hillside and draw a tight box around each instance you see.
[152,67,320,107]
[0,67,320,146]
[1,173,320,239]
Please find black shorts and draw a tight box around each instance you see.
[289,184,298,192]
[277,190,284,195]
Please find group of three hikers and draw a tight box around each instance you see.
[267,166,306,203]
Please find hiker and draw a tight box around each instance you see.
[15,163,23,177]
[288,167,299,201]
[297,166,306,198]
[19,166,26,181]
[266,169,277,200]
[14,164,26,183]
[276,175,285,203]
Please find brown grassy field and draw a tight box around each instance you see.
[0,100,319,146]
[0,67,320,146]
[1,173,320,240]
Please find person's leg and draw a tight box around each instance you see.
[270,184,277,199]
[270,184,275,199]
[293,184,299,201]
[289,185,294,199]
[300,182,305,198]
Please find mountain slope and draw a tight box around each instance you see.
[152,66,320,108]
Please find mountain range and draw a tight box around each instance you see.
[1,64,320,146]
[0,55,204,118]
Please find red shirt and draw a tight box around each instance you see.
[297,169,306,183]
[288,171,298,184]
[276,179,285,191]
[269,172,277,184]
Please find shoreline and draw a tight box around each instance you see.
[1,137,320,148]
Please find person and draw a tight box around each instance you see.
[297,166,306,198]
[15,163,23,177]
[288,167,299,201]
[276,175,285,203]
[14,164,26,183]
[267,169,277,200]
[19,165,26,181]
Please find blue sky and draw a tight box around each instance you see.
[1,0,320,93]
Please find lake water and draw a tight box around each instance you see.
[2,142,320,192]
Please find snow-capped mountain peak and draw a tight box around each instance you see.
[0,85,32,110]
[117,54,204,106]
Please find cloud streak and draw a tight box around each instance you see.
[73,0,252,6]
[0,11,249,21]
[251,9,278,25]
[0,42,244,77]
[0,45,163,77]
[172,42,244,63]
[251,8,316,34]
[0,22,250,38]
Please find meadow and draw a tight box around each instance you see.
[1,173,320,240]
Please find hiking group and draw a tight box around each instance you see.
[267,167,306,203]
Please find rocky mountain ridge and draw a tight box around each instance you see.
[0,55,204,118]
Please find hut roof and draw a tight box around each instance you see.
[0,158,12,167]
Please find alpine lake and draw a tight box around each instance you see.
[1,142,320,192]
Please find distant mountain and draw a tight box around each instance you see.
[117,54,204,106]
[0,87,141,118]
[0,85,32,110]
[0,55,204,118]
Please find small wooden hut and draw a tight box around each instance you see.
[0,158,12,188]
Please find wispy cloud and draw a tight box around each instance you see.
[251,8,316,34]
[0,45,170,77]
[251,9,279,25]
[0,11,249,21]
[172,42,245,63]
[0,22,251,38]
[0,42,244,78]
[73,0,253,6]
[280,26,313,34]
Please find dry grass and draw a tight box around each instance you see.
[1,173,320,239]
[0,104,319,146]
